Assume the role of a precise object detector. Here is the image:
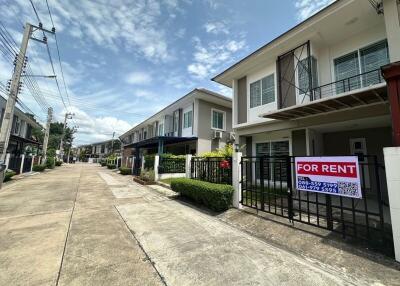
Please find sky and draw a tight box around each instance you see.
[0,0,332,146]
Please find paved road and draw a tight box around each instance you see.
[0,164,395,285]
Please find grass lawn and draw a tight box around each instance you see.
[160,178,174,185]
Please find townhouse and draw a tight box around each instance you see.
[76,138,120,162]
[213,0,400,258]
[119,88,232,168]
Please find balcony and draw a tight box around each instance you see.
[311,69,385,100]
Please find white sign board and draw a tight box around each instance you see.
[295,156,362,199]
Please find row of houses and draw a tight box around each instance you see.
[75,0,400,261]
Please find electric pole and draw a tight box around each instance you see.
[0,24,32,162]
[59,112,74,161]
[42,107,53,161]
[111,131,115,153]
[0,22,54,163]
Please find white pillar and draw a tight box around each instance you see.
[383,0,400,62]
[384,147,400,262]
[141,156,145,170]
[20,154,25,174]
[154,155,159,181]
[5,153,10,170]
[232,151,242,208]
[131,156,135,172]
[185,154,192,179]
[31,155,35,172]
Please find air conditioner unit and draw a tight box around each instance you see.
[213,130,222,139]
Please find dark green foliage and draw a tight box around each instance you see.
[46,157,55,169]
[119,167,131,175]
[170,178,234,212]
[107,164,116,169]
[55,161,62,166]
[32,164,46,172]
[144,154,155,170]
[100,161,107,167]
[3,170,16,182]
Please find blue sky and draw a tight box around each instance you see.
[0,0,332,145]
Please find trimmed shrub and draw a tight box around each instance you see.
[32,164,46,172]
[3,170,16,182]
[139,169,155,182]
[46,157,55,169]
[107,164,116,169]
[119,167,131,175]
[100,160,107,167]
[144,154,155,170]
[55,161,62,166]
[170,178,234,212]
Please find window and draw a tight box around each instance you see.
[298,56,318,95]
[183,110,192,129]
[158,123,164,136]
[212,109,224,130]
[173,110,179,133]
[256,140,289,180]
[334,40,389,94]
[250,74,275,108]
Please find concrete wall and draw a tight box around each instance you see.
[196,99,233,155]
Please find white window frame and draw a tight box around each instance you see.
[183,110,193,129]
[249,73,275,109]
[211,108,226,131]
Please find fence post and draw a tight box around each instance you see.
[384,147,400,262]
[20,154,25,174]
[5,153,10,170]
[141,156,145,170]
[31,155,35,172]
[185,154,192,178]
[131,156,135,173]
[232,151,242,209]
[154,155,159,181]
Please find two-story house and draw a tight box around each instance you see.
[120,88,232,167]
[76,138,120,161]
[213,0,398,164]
[0,95,42,157]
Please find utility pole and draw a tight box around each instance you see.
[42,107,53,161]
[111,131,115,153]
[59,112,74,161]
[0,24,32,162]
[0,22,54,163]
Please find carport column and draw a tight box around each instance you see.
[31,155,35,172]
[154,155,159,181]
[185,154,192,178]
[232,151,242,208]
[19,154,25,174]
[5,153,10,169]
[384,147,400,262]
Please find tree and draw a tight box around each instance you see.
[32,127,44,143]
[48,122,76,154]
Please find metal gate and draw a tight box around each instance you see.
[8,156,22,174]
[23,157,32,173]
[132,157,141,176]
[241,155,393,255]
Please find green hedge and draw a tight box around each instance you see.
[3,170,16,182]
[144,154,155,170]
[107,164,116,169]
[170,178,234,212]
[32,164,46,172]
[55,161,62,166]
[119,167,131,175]
[46,157,55,169]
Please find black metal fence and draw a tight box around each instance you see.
[158,157,185,174]
[132,157,141,176]
[8,156,22,174]
[241,155,393,256]
[23,157,32,173]
[191,157,232,184]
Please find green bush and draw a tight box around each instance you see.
[170,178,233,212]
[119,166,131,175]
[107,164,116,169]
[144,154,155,170]
[139,169,155,182]
[46,157,55,169]
[32,164,46,172]
[3,170,16,182]
[55,161,62,166]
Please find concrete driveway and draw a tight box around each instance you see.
[0,163,398,285]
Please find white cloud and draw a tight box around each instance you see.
[204,21,229,35]
[125,71,152,85]
[294,0,334,21]
[187,37,246,79]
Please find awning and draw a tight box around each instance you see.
[124,136,197,149]
[260,85,388,120]
[10,134,41,145]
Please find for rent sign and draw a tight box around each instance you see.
[295,156,362,198]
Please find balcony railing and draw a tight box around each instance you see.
[311,69,385,100]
